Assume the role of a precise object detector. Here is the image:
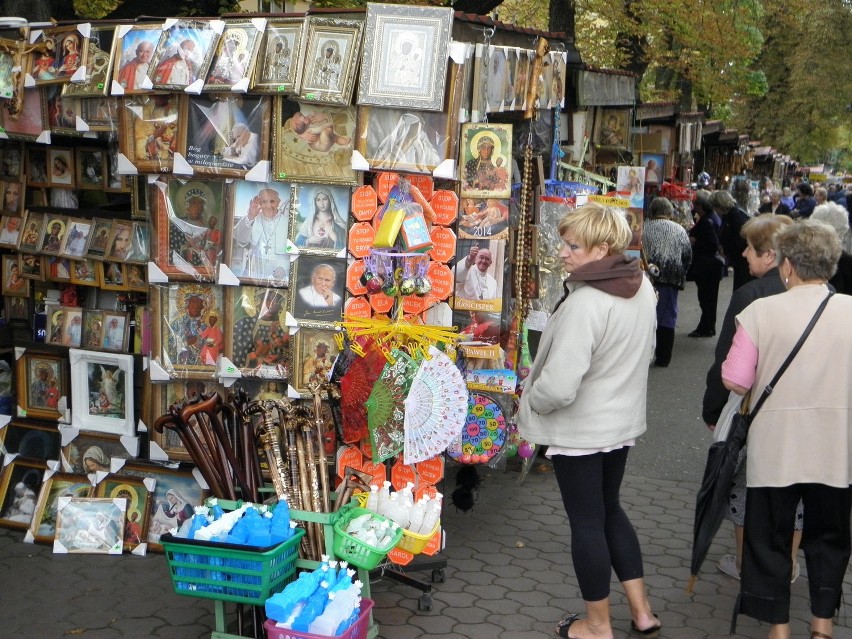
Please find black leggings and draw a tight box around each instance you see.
[552,448,644,601]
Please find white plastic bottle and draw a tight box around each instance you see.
[376,480,391,517]
[418,493,441,534]
[366,485,379,513]
[407,496,427,533]
[401,481,415,508]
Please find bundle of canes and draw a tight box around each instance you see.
[227,387,264,503]
[246,398,296,506]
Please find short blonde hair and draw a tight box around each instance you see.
[557,202,632,254]
[775,219,840,282]
[741,213,793,254]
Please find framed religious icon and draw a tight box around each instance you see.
[76,96,120,132]
[26,147,50,188]
[93,476,151,552]
[289,254,345,325]
[46,148,74,188]
[203,19,265,92]
[291,184,350,253]
[2,253,28,296]
[153,177,230,281]
[60,431,135,474]
[53,496,125,554]
[19,212,45,253]
[26,25,90,85]
[45,256,73,283]
[0,87,48,141]
[44,84,79,133]
[44,303,67,344]
[226,286,290,378]
[452,238,507,313]
[128,222,150,264]
[0,180,23,215]
[641,153,665,185]
[0,458,48,530]
[459,122,513,198]
[0,214,23,247]
[80,309,105,350]
[298,17,364,106]
[126,263,147,291]
[148,19,220,92]
[292,327,340,395]
[69,349,135,437]
[178,94,271,179]
[5,296,29,321]
[595,108,629,149]
[62,24,117,97]
[0,46,16,99]
[0,141,24,179]
[155,282,225,379]
[19,253,44,280]
[0,420,60,460]
[357,3,452,111]
[148,379,225,461]
[131,175,151,216]
[99,261,127,291]
[119,461,207,551]
[85,218,113,260]
[118,94,183,174]
[227,179,292,287]
[273,98,357,185]
[39,216,69,255]
[16,351,67,421]
[459,198,510,240]
[27,471,91,543]
[60,307,84,348]
[355,105,454,175]
[102,311,130,352]
[110,24,163,94]
[70,258,101,287]
[251,18,306,94]
[104,220,134,262]
[75,148,106,190]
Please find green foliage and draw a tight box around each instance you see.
[495,0,549,31]
[73,0,123,19]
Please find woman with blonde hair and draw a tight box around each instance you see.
[518,203,660,638]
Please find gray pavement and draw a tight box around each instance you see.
[2,277,851,638]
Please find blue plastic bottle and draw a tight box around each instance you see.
[264,569,324,622]
[291,585,329,632]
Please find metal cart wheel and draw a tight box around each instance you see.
[418,594,433,611]
[431,568,445,583]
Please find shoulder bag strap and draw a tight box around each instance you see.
[749,290,834,419]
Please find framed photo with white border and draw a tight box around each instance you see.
[69,349,135,437]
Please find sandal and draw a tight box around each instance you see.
[556,613,581,638]
[631,613,661,636]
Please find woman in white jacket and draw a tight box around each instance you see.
[518,202,660,639]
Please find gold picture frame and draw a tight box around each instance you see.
[297,17,364,106]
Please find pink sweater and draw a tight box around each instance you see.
[721,325,758,389]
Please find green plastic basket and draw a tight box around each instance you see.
[332,507,403,571]
[162,527,305,605]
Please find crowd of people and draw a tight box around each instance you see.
[517,174,852,639]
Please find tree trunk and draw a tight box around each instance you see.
[549,0,575,44]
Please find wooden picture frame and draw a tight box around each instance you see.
[0,87,48,141]
[62,24,117,98]
[0,421,60,461]
[69,349,135,437]
[110,24,163,94]
[44,256,73,283]
[291,184,350,253]
[148,380,225,461]
[148,19,220,92]
[289,254,345,326]
[226,286,290,378]
[273,98,357,185]
[459,122,513,198]
[27,25,90,86]
[44,303,68,345]
[298,17,364,106]
[131,175,151,215]
[45,85,79,133]
[357,3,453,111]
[99,261,127,291]
[292,327,340,395]
[2,253,28,297]
[28,472,92,543]
[47,147,75,188]
[118,461,207,551]
[227,179,292,286]
[0,47,16,99]
[60,218,94,259]
[60,307,84,348]
[18,212,44,253]
[104,220,134,262]
[19,253,44,280]
[74,96,120,132]
[595,108,630,149]
[118,94,183,174]
[178,94,271,179]
[203,19,265,92]
[39,215,68,255]
[0,205,21,244]
[152,177,230,282]
[16,351,67,421]
[85,218,113,260]
[101,311,130,352]
[54,496,125,554]
[0,141,24,179]
[4,296,29,321]
[155,282,225,378]
[251,18,307,94]
[60,431,135,473]
[0,179,23,215]
[70,258,101,287]
[75,148,106,190]
[80,309,105,350]
[26,147,50,188]
[126,263,147,292]
[93,476,151,551]
[356,105,455,175]
[128,221,149,263]
[0,458,49,530]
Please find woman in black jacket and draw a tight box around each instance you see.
[687,190,723,337]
